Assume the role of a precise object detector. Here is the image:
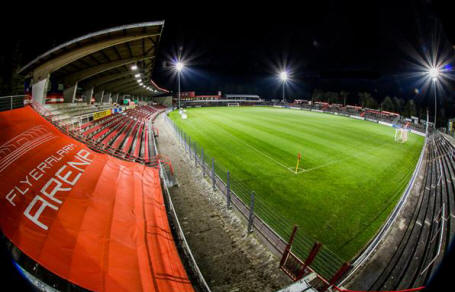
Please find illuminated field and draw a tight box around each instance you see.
[169,106,424,260]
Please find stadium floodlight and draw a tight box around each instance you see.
[429,67,440,81]
[279,71,288,103]
[176,61,184,72]
[131,64,138,71]
[428,66,441,128]
[134,73,141,78]
[174,61,185,109]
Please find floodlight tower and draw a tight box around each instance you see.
[175,61,184,109]
[428,67,440,129]
[280,71,288,103]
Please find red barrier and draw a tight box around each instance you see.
[0,106,193,291]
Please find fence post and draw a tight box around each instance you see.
[184,133,187,152]
[247,191,255,233]
[280,225,298,267]
[321,262,351,292]
[296,241,322,280]
[194,143,197,166]
[201,148,205,176]
[184,133,187,151]
[211,158,216,191]
[226,170,231,209]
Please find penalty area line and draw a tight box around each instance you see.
[241,140,298,174]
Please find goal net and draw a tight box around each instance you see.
[394,121,411,143]
[227,103,240,107]
[394,128,408,143]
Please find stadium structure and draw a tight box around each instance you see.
[0,21,454,292]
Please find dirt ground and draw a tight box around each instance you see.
[155,113,291,292]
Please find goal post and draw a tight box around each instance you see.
[227,103,240,107]
[394,127,409,143]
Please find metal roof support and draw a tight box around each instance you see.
[106,92,112,104]
[84,71,133,88]
[105,80,141,93]
[94,90,104,104]
[31,33,160,81]
[82,87,94,104]
[63,82,78,103]
[64,56,155,85]
[31,75,50,104]
[100,77,138,92]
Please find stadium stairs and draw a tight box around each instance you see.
[350,132,454,291]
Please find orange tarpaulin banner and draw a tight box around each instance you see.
[0,106,194,292]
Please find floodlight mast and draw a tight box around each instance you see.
[175,61,184,109]
[429,67,440,129]
[280,71,288,103]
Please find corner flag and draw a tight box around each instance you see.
[295,152,302,173]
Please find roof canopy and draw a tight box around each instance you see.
[19,21,168,96]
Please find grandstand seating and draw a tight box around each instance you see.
[353,132,455,290]
[0,105,193,292]
[42,103,115,125]
[74,105,163,164]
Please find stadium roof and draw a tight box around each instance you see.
[224,94,260,99]
[19,21,168,96]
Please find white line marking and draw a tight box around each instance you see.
[287,167,305,174]
[241,140,296,173]
[206,118,398,175]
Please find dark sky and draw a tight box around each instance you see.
[1,0,454,103]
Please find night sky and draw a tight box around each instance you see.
[1,0,454,106]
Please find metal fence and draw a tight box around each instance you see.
[0,95,28,111]
[273,104,427,135]
[165,113,345,281]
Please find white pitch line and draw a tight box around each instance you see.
[303,156,350,172]
[241,140,297,173]
[217,123,394,175]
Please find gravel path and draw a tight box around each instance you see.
[155,113,291,292]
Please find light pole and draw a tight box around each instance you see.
[279,71,288,103]
[175,61,184,109]
[428,67,440,129]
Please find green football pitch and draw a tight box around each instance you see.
[169,106,424,261]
